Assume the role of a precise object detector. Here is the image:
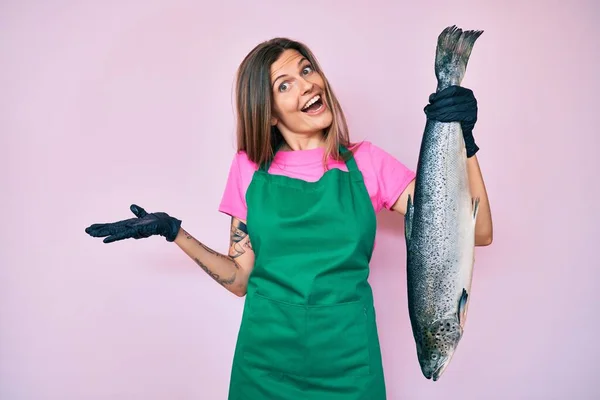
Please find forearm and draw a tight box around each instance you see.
[467,155,493,246]
[174,228,248,296]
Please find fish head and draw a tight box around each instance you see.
[416,317,463,381]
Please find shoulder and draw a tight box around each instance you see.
[221,150,261,194]
[219,151,259,221]
[231,150,259,170]
[353,140,396,157]
[349,140,398,168]
[350,140,416,211]
[226,150,260,179]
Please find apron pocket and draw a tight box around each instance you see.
[241,293,307,376]
[306,301,372,378]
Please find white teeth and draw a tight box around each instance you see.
[302,95,320,110]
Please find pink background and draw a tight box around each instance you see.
[2,0,598,399]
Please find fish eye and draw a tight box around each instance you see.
[431,353,438,361]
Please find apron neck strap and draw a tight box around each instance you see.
[259,144,358,172]
[259,141,284,172]
[339,145,358,172]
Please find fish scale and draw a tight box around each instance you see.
[405,25,483,381]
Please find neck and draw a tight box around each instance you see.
[280,131,326,151]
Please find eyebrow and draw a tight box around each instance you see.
[272,57,309,89]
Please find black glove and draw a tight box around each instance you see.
[424,85,479,158]
[85,204,182,243]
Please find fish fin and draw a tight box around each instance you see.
[457,288,469,329]
[405,194,414,244]
[472,197,480,222]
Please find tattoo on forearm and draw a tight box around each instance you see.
[181,228,241,281]
[194,258,236,286]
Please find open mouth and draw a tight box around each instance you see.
[301,94,325,114]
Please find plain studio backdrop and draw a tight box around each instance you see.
[1,0,598,399]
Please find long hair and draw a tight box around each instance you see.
[234,38,356,167]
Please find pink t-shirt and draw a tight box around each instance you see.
[218,141,415,221]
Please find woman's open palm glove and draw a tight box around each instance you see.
[85,204,182,243]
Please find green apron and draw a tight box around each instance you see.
[228,146,386,400]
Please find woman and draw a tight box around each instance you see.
[85,37,493,399]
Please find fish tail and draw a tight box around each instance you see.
[434,26,483,89]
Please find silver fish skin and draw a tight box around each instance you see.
[405,25,482,382]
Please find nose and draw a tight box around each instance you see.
[299,77,314,95]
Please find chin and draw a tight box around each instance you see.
[318,114,334,130]
[306,109,334,131]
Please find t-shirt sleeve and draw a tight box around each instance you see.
[218,152,254,221]
[369,142,416,211]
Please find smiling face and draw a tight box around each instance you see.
[270,49,333,141]
[234,38,351,165]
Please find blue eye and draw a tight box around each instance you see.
[278,82,289,92]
